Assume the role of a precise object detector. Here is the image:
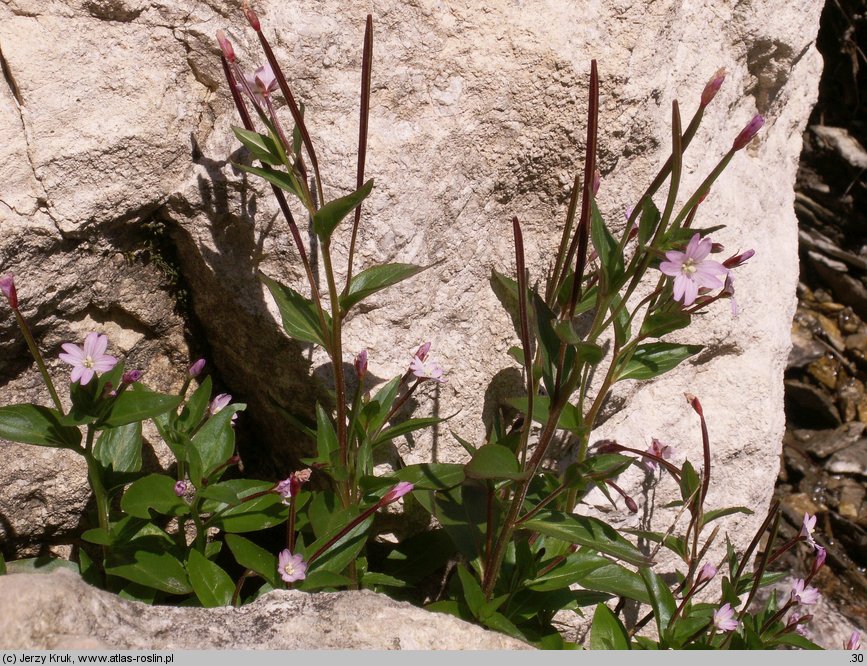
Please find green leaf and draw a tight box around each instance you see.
[305,513,374,575]
[232,126,284,166]
[412,483,487,561]
[457,564,486,619]
[235,163,302,199]
[106,550,192,595]
[360,572,407,589]
[209,492,287,533]
[767,633,823,650]
[464,444,528,481]
[482,611,527,643]
[315,403,339,470]
[639,310,691,339]
[679,460,701,506]
[0,404,82,449]
[703,506,754,524]
[590,603,630,650]
[121,474,190,519]
[186,549,235,607]
[101,387,182,428]
[394,463,465,490]
[0,552,5,575]
[638,198,661,245]
[505,395,586,437]
[640,567,678,642]
[225,534,279,588]
[94,422,142,473]
[615,342,703,381]
[313,179,374,243]
[340,263,426,312]
[190,403,244,483]
[4,556,78,575]
[528,550,650,604]
[299,570,354,591]
[260,273,330,347]
[177,376,212,433]
[372,416,443,449]
[623,529,687,560]
[521,511,650,567]
[590,200,623,282]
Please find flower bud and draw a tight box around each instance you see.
[697,562,717,584]
[845,631,861,651]
[723,249,755,269]
[354,349,368,379]
[174,480,188,497]
[592,169,601,196]
[414,341,432,362]
[710,242,725,254]
[216,30,236,63]
[122,369,143,384]
[243,1,261,31]
[594,439,623,454]
[811,545,826,576]
[0,274,18,310]
[380,481,414,506]
[700,68,726,107]
[189,358,206,377]
[732,114,765,151]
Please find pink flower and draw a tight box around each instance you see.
[787,612,811,636]
[209,393,232,415]
[712,603,738,632]
[189,358,206,377]
[174,480,188,497]
[238,63,278,106]
[845,631,861,651]
[410,356,445,383]
[696,562,717,585]
[275,469,312,504]
[0,274,18,309]
[723,248,755,269]
[732,114,765,151]
[354,349,368,379]
[643,437,674,471]
[701,68,726,107]
[800,512,817,548]
[277,549,307,584]
[380,481,414,505]
[811,546,826,576]
[790,578,820,606]
[659,234,729,306]
[58,333,118,385]
[414,341,432,362]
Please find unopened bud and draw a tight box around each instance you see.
[0,274,18,310]
[122,369,143,384]
[697,562,718,584]
[594,439,623,454]
[723,249,755,269]
[380,481,414,506]
[811,546,826,576]
[700,68,726,107]
[414,341,431,362]
[684,393,703,416]
[592,169,601,196]
[189,358,206,377]
[216,30,236,63]
[732,114,765,151]
[174,480,188,497]
[355,349,368,379]
[710,242,725,254]
[243,1,261,31]
[624,495,638,513]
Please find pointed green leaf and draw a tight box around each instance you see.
[590,602,630,650]
[121,474,190,519]
[177,376,212,433]
[235,163,302,198]
[0,404,82,449]
[101,387,182,428]
[638,198,661,245]
[260,273,330,347]
[190,403,244,482]
[521,511,650,567]
[186,549,235,607]
[105,550,192,595]
[615,342,702,381]
[372,416,444,448]
[464,444,528,481]
[394,462,465,490]
[639,310,691,339]
[313,179,374,243]
[640,566,678,641]
[590,200,623,281]
[340,263,426,312]
[232,126,284,166]
[456,565,486,619]
[94,422,142,473]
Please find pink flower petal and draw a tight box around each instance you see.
[83,332,101,358]
[659,261,681,277]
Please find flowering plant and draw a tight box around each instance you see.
[0,3,834,650]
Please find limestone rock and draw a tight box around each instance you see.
[0,569,531,650]
[0,0,823,571]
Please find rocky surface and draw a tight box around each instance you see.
[774,0,867,646]
[0,568,531,649]
[0,0,823,585]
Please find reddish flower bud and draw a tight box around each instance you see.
[0,274,18,309]
[697,562,717,584]
[355,349,368,379]
[811,546,826,576]
[122,369,143,384]
[732,114,764,151]
[723,248,755,269]
[594,439,623,454]
[700,68,726,107]
[710,242,725,254]
[380,481,414,506]
[243,1,261,31]
[592,169,601,196]
[216,30,236,63]
[414,341,431,362]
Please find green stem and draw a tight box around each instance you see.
[83,429,109,534]
[14,309,64,414]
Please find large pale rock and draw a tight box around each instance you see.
[0,569,531,649]
[0,0,822,570]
